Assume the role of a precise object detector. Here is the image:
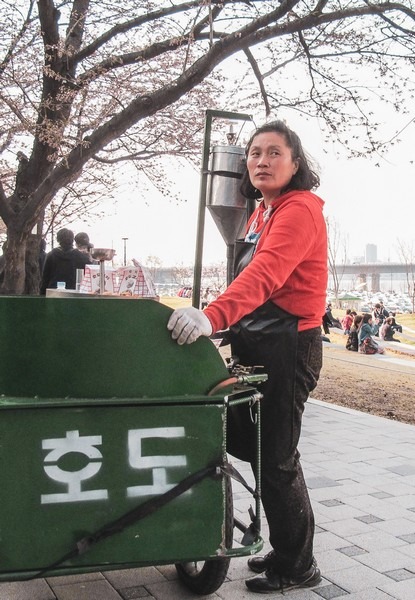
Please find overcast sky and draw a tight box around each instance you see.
[70,110,414,268]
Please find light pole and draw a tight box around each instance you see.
[122,237,128,266]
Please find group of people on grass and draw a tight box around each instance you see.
[324,302,402,355]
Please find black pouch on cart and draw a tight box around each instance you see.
[225,234,299,463]
[226,300,298,464]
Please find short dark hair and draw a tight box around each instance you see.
[240,120,320,199]
[362,313,372,324]
[56,228,74,250]
[354,314,363,327]
[75,232,90,246]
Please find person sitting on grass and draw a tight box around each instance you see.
[358,313,385,355]
[389,312,403,333]
[346,314,363,352]
[380,317,401,342]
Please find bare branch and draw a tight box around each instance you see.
[243,48,271,116]
[312,0,330,14]
[362,0,415,36]
[65,0,90,57]
[74,0,217,63]
[0,0,35,77]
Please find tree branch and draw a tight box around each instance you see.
[0,0,35,78]
[65,0,90,58]
[243,48,271,116]
[77,4,225,86]
[75,0,298,85]
[312,0,330,15]
[16,0,414,226]
[362,0,415,35]
[0,179,14,224]
[74,0,216,63]
[0,92,31,128]
[37,0,60,47]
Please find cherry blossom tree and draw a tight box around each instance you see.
[1,0,414,293]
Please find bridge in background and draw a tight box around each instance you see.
[334,263,413,274]
[333,263,413,292]
[152,263,414,294]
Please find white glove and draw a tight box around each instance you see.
[167,307,213,345]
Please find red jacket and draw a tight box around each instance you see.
[341,314,354,331]
[204,190,328,332]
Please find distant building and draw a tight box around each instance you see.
[365,244,377,263]
[351,255,365,264]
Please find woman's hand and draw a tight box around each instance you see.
[167,307,213,345]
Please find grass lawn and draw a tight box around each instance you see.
[394,312,415,329]
[159,296,192,310]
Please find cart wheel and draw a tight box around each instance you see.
[175,475,233,595]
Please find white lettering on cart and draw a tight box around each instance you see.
[40,430,108,504]
[127,427,187,497]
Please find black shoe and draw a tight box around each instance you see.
[247,550,276,574]
[245,561,321,594]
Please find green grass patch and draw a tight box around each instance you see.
[395,313,415,329]
[160,296,192,310]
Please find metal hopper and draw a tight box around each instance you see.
[193,111,254,306]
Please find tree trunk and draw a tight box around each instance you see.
[25,234,42,295]
[0,229,28,295]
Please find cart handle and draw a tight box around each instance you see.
[207,373,268,396]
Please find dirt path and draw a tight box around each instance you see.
[220,331,415,426]
[311,334,415,425]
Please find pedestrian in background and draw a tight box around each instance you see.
[40,228,92,294]
[75,232,94,255]
[341,309,353,335]
[38,238,47,275]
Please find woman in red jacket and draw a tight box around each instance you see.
[168,120,327,594]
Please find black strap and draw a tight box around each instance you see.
[220,461,259,499]
[222,463,261,546]
[25,462,220,580]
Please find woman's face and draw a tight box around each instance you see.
[246,132,299,204]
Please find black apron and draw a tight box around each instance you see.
[226,239,298,464]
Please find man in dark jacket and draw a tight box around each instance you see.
[324,303,341,329]
[40,228,92,294]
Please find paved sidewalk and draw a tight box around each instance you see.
[1,396,414,600]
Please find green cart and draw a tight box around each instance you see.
[0,296,263,595]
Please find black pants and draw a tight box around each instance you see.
[254,327,322,576]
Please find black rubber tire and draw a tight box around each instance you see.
[175,475,233,595]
